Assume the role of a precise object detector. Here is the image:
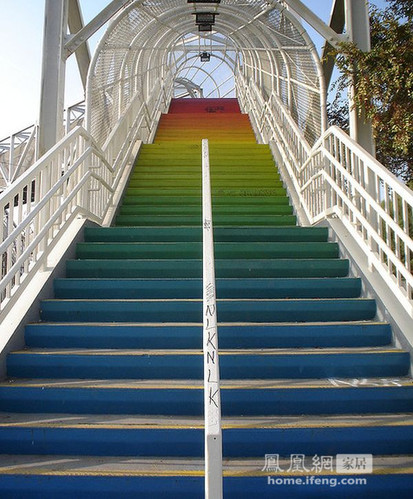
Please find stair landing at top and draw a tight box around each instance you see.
[168,98,241,114]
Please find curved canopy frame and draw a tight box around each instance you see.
[86,0,325,147]
[174,50,236,99]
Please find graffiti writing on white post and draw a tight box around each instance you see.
[202,138,222,499]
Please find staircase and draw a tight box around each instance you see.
[0,98,412,497]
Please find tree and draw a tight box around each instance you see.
[328,0,413,183]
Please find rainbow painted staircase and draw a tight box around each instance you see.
[0,98,413,497]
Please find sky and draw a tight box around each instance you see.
[0,0,386,140]
[0,0,108,139]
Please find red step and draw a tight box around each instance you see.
[168,98,241,114]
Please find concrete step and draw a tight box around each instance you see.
[75,242,338,260]
[0,454,412,497]
[0,413,412,457]
[53,277,361,300]
[65,258,349,278]
[115,214,297,226]
[1,378,413,415]
[118,204,294,216]
[124,187,287,197]
[25,322,392,349]
[84,226,329,243]
[120,196,288,206]
[7,347,409,380]
[38,298,377,323]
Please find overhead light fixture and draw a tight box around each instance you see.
[193,12,217,25]
[200,52,211,62]
[198,24,213,32]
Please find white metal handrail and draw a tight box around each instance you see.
[0,127,109,316]
[0,124,39,191]
[0,79,171,321]
[0,102,87,191]
[202,138,223,499]
[237,73,413,316]
[301,127,413,315]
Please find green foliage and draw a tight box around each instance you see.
[380,194,413,272]
[326,92,349,133]
[387,0,413,19]
[329,0,413,182]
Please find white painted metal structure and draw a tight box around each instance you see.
[202,138,223,499]
[0,0,413,492]
[0,80,168,317]
[238,73,413,318]
[86,0,327,148]
[0,102,85,191]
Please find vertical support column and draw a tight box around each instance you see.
[345,0,378,246]
[344,0,375,157]
[8,134,15,185]
[38,0,68,158]
[68,0,91,91]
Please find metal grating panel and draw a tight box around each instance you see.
[87,0,324,146]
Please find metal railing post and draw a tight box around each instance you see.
[202,138,223,499]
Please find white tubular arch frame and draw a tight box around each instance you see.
[86,0,325,148]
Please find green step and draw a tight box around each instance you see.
[136,158,274,166]
[133,165,276,171]
[115,214,297,226]
[118,205,293,216]
[130,170,279,178]
[135,160,274,167]
[128,174,281,183]
[66,258,349,278]
[121,196,289,206]
[39,298,377,323]
[136,154,274,160]
[84,226,329,243]
[75,242,339,260]
[138,151,273,159]
[126,179,284,188]
[53,277,362,300]
[125,187,287,197]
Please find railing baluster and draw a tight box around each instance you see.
[202,138,223,499]
[236,72,413,315]
[0,72,170,317]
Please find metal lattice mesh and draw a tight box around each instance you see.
[87,0,324,146]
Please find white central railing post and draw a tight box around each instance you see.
[202,138,223,499]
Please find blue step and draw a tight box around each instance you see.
[53,277,362,299]
[1,381,413,415]
[0,474,204,499]
[115,214,298,226]
[25,323,393,349]
[7,348,409,379]
[75,241,339,259]
[84,226,330,243]
[65,258,350,278]
[39,298,376,323]
[1,472,413,499]
[1,416,412,457]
